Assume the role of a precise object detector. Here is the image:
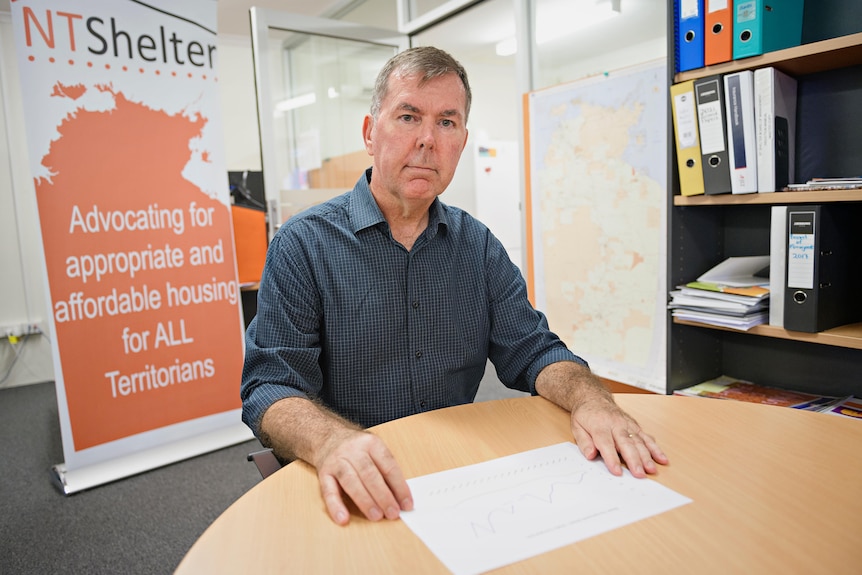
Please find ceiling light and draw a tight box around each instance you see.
[496,0,621,56]
[538,0,620,45]
[495,37,518,57]
[274,92,316,116]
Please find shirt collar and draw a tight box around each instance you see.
[349,169,387,233]
[349,168,449,237]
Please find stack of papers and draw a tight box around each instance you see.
[822,396,862,420]
[785,177,862,191]
[674,375,846,412]
[669,256,770,331]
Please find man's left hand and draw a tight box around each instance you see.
[534,361,668,477]
[569,395,668,477]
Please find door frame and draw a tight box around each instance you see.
[249,8,409,235]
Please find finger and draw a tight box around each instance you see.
[569,420,598,461]
[572,419,624,475]
[592,428,625,476]
[352,450,403,520]
[369,443,413,514]
[617,429,668,477]
[319,473,351,526]
[640,431,669,467]
[326,455,386,523]
[616,428,647,478]
[631,435,657,475]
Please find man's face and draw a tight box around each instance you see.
[363,72,468,210]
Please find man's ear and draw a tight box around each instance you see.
[362,115,374,155]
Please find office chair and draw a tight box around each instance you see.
[247,448,282,479]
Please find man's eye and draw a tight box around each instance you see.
[440,119,454,128]
[400,115,415,122]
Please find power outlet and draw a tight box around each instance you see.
[1,323,42,340]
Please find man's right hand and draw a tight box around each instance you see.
[259,397,413,526]
[315,429,413,525]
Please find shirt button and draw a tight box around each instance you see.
[415,351,422,358]
[420,400,427,409]
[412,300,419,309]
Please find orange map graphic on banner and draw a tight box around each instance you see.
[35,84,243,451]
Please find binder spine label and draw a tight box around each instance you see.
[787,211,816,290]
[696,80,725,154]
[707,0,728,13]
[727,75,747,168]
[736,1,756,23]
[681,0,700,18]
[754,69,773,189]
[674,92,698,149]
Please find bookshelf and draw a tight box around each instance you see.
[673,320,862,352]
[674,188,862,207]
[675,31,862,82]
[666,2,862,398]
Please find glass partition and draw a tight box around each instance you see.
[250,9,405,232]
[272,32,395,219]
[397,0,482,34]
[533,0,666,89]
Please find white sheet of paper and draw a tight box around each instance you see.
[697,255,770,287]
[400,442,692,575]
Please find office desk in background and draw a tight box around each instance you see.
[238,283,258,329]
[230,204,266,284]
[176,395,862,574]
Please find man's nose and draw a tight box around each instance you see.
[417,124,435,149]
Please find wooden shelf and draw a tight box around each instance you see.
[674,189,862,206]
[675,32,862,83]
[673,318,862,351]
[667,3,862,395]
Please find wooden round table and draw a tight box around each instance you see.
[176,394,862,574]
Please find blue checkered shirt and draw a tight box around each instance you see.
[240,169,584,432]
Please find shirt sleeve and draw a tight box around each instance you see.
[482,230,587,395]
[239,227,323,436]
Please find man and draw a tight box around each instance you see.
[241,46,667,526]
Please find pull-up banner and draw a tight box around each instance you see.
[10,0,250,493]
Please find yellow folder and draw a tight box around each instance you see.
[670,80,706,197]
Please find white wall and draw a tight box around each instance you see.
[537,37,667,88]
[0,14,54,388]
[441,59,519,216]
[219,34,263,171]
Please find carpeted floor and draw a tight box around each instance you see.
[0,381,262,574]
[0,369,523,573]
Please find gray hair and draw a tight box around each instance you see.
[369,46,471,124]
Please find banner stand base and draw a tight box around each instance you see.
[51,423,254,495]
